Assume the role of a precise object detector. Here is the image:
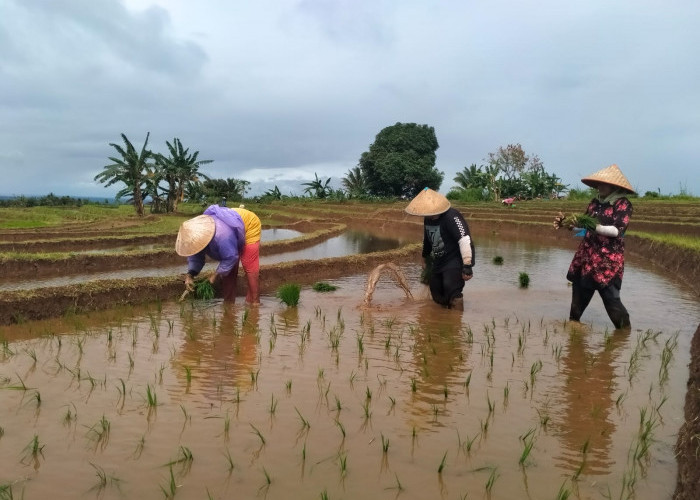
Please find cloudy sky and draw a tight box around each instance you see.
[1,0,698,198]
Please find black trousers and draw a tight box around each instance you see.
[569,280,630,329]
[429,267,464,307]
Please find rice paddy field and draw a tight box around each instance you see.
[0,199,699,500]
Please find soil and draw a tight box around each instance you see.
[674,323,700,500]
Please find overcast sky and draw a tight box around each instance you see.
[1,0,698,198]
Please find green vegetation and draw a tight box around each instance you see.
[519,272,530,288]
[276,283,301,306]
[492,256,504,265]
[312,282,338,292]
[194,280,216,300]
[357,122,443,197]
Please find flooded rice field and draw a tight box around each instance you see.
[0,231,400,292]
[1,237,698,499]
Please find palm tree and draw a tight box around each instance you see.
[453,164,486,190]
[155,138,212,212]
[95,133,154,216]
[342,166,367,198]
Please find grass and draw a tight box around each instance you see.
[276,283,301,306]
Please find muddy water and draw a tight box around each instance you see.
[0,238,698,500]
[0,230,397,292]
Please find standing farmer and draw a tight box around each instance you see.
[405,188,475,310]
[555,164,635,328]
[176,204,261,304]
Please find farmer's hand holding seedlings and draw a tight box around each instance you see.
[553,212,597,232]
[184,273,195,291]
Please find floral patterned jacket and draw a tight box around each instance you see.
[566,197,633,289]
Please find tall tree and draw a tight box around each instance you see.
[359,123,443,197]
[95,133,154,216]
[487,143,529,181]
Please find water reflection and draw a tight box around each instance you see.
[553,326,631,474]
[174,304,261,402]
[0,230,402,292]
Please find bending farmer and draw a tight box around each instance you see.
[176,204,261,304]
[405,188,475,310]
[556,164,634,329]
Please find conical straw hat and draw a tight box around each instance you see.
[175,215,216,256]
[581,164,635,194]
[405,187,451,216]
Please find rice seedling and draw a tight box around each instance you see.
[285,379,292,393]
[518,272,530,288]
[184,365,192,384]
[572,438,590,480]
[410,377,417,393]
[381,433,390,453]
[145,384,158,407]
[89,462,122,492]
[437,451,448,473]
[262,467,272,486]
[133,435,146,459]
[313,282,338,292]
[556,479,572,500]
[529,360,543,388]
[0,483,15,500]
[518,428,536,466]
[492,255,504,265]
[276,283,301,306]
[362,400,372,419]
[21,434,44,465]
[485,467,498,494]
[320,489,329,500]
[85,415,111,450]
[224,448,235,472]
[159,466,177,499]
[295,407,311,429]
[339,452,348,476]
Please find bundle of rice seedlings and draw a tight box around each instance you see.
[276,283,301,306]
[420,256,433,284]
[519,272,530,288]
[194,280,216,300]
[312,282,338,292]
[492,256,504,265]
[554,212,597,231]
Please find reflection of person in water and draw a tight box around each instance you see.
[406,301,469,408]
[554,327,630,475]
[175,305,260,397]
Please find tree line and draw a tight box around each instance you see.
[94,124,570,215]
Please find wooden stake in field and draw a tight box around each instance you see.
[363,263,413,306]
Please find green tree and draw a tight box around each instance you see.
[342,166,367,198]
[95,133,154,216]
[155,138,213,212]
[359,123,443,197]
[201,177,250,203]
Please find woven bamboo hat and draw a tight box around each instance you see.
[581,164,636,194]
[175,215,216,256]
[405,187,451,216]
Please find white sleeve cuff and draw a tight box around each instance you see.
[458,235,472,265]
[595,224,619,237]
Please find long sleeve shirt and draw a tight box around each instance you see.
[187,205,245,277]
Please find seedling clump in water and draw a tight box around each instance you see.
[312,282,338,292]
[276,283,301,306]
